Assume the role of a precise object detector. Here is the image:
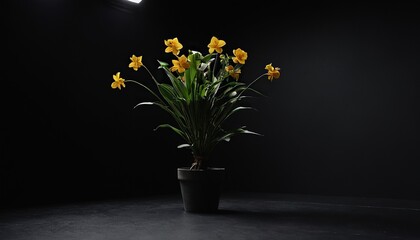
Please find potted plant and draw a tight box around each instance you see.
[111,36,281,212]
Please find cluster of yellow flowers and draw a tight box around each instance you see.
[111,36,280,90]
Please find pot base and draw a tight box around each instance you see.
[177,167,225,213]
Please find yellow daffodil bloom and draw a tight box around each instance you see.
[225,65,241,81]
[129,55,143,71]
[232,48,248,65]
[265,63,281,81]
[208,36,226,54]
[170,55,190,73]
[164,37,183,56]
[111,72,126,90]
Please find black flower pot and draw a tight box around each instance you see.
[177,167,226,213]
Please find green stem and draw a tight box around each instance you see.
[143,65,160,86]
[237,73,267,98]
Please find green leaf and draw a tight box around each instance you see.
[184,64,196,94]
[216,127,263,143]
[158,84,176,102]
[154,124,188,140]
[225,106,256,119]
[202,53,216,63]
[177,144,191,149]
[133,102,154,108]
[157,60,169,67]
[158,65,188,99]
[240,129,263,136]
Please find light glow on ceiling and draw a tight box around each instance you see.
[126,0,142,3]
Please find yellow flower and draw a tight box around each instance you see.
[232,48,248,65]
[207,36,226,54]
[111,72,126,90]
[225,65,241,81]
[170,55,190,73]
[265,63,281,81]
[164,37,183,56]
[128,55,143,71]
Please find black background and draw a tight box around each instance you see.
[2,0,420,206]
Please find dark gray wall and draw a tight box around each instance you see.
[2,0,420,206]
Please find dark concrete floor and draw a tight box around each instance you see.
[1,192,419,240]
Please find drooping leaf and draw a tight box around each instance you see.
[154,124,188,141]
[177,144,191,149]
[133,102,154,108]
[216,127,263,143]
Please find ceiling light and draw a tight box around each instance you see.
[126,0,142,3]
